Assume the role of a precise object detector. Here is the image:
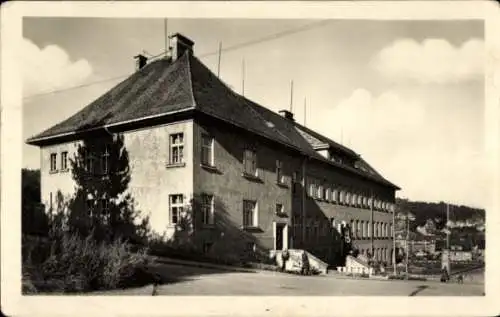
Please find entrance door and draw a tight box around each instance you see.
[275,223,287,250]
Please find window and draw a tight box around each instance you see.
[309,179,316,197]
[243,148,258,177]
[332,188,338,203]
[357,221,362,238]
[352,220,357,239]
[293,214,301,233]
[325,187,331,201]
[292,171,300,195]
[339,189,345,204]
[243,200,258,228]
[201,194,215,225]
[276,160,285,184]
[170,133,184,164]
[345,192,351,205]
[100,145,110,175]
[50,153,58,172]
[84,150,95,174]
[317,183,323,199]
[201,134,214,166]
[313,220,319,240]
[169,194,184,224]
[275,203,284,216]
[61,151,68,171]
[363,196,368,208]
[203,242,213,253]
[390,223,393,237]
[86,198,95,217]
[357,194,363,207]
[100,198,109,223]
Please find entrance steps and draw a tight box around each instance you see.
[271,249,329,275]
[336,255,374,275]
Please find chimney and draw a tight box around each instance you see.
[169,33,194,61]
[134,54,148,70]
[279,110,294,121]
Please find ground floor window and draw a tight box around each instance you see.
[243,200,258,228]
[201,194,215,226]
[169,194,184,224]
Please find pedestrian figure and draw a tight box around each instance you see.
[281,249,290,272]
[457,274,464,284]
[440,268,449,283]
[301,251,310,276]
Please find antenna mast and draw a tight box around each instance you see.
[217,42,222,77]
[242,59,245,96]
[290,80,294,112]
[164,18,169,55]
[304,98,307,126]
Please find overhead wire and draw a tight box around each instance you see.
[22,19,331,101]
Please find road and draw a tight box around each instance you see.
[99,262,484,296]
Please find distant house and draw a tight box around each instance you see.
[396,238,436,255]
[26,33,400,265]
[449,250,473,262]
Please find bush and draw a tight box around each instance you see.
[23,232,151,293]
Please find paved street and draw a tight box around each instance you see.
[99,263,484,296]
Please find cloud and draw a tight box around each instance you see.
[314,89,488,208]
[315,89,425,148]
[372,38,484,84]
[22,38,93,97]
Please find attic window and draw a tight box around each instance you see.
[265,121,275,128]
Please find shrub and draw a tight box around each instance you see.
[23,231,151,293]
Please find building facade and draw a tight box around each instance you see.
[27,33,400,266]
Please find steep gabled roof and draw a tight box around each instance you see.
[27,51,399,189]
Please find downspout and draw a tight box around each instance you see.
[301,156,307,250]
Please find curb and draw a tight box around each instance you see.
[150,256,259,273]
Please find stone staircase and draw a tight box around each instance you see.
[336,255,374,275]
[272,249,329,275]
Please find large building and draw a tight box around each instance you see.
[26,33,400,266]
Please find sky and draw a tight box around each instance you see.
[22,18,487,208]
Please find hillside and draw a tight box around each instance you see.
[394,198,485,249]
[396,198,485,230]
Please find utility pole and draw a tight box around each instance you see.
[447,203,451,274]
[446,203,450,249]
[289,80,294,112]
[370,190,374,260]
[405,214,409,279]
[392,203,396,275]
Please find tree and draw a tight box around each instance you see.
[22,168,49,236]
[66,133,149,243]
